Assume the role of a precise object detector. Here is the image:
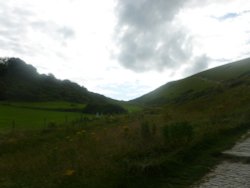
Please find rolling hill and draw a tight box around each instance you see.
[132,58,250,107]
[0,57,111,104]
[0,57,130,114]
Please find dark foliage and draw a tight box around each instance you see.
[0,57,108,103]
[140,121,151,139]
[83,103,127,114]
[163,122,194,146]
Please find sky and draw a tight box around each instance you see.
[0,0,250,100]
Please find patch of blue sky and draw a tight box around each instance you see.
[218,12,240,21]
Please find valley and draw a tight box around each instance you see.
[0,58,250,187]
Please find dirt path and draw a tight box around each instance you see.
[194,132,250,188]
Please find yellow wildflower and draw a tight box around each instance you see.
[64,169,75,176]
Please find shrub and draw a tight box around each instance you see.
[123,126,129,137]
[141,121,151,139]
[162,121,194,146]
[83,103,128,115]
[48,121,57,128]
[151,123,157,135]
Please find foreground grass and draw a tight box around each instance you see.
[0,109,249,188]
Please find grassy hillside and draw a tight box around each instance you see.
[133,58,250,105]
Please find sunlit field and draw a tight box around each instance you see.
[0,103,83,131]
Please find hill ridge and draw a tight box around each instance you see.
[132,58,250,105]
[0,57,109,103]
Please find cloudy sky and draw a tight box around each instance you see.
[1,0,250,100]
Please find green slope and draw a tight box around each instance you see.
[0,57,110,104]
[0,57,130,115]
[132,58,250,105]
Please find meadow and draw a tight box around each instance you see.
[0,102,84,131]
[0,101,249,188]
[0,101,142,131]
[3,101,86,110]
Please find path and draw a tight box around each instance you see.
[194,132,250,188]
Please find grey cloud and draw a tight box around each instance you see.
[117,26,194,72]
[0,3,29,35]
[32,21,75,40]
[0,1,74,56]
[117,0,185,29]
[184,55,210,76]
[115,0,208,72]
[57,27,75,39]
[0,2,34,55]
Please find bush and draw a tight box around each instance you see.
[140,121,151,139]
[151,123,157,135]
[83,103,127,115]
[162,121,193,146]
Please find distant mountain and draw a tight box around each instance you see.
[132,58,250,106]
[0,57,109,104]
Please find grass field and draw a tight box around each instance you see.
[0,101,86,110]
[0,101,143,131]
[0,103,83,131]
[0,96,249,187]
[117,102,143,113]
[0,105,249,188]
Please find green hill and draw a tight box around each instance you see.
[132,58,250,106]
[0,57,111,103]
[0,57,129,114]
